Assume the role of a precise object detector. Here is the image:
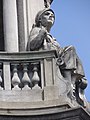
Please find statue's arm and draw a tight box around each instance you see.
[27,28,47,51]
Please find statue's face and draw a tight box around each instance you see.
[40,10,55,28]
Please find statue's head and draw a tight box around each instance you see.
[35,9,55,31]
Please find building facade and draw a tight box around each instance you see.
[0,0,90,119]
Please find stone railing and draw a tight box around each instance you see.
[0,50,57,90]
[0,50,89,116]
[0,50,57,102]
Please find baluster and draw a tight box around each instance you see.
[22,63,32,90]
[32,63,40,89]
[11,64,21,90]
[0,69,3,90]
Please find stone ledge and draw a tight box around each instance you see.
[0,103,70,116]
[0,107,89,120]
[0,98,72,109]
[0,50,57,62]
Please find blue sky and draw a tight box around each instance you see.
[51,0,90,101]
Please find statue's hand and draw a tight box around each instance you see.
[46,34,53,42]
[39,27,47,39]
[40,26,48,33]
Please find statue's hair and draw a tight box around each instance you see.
[35,8,55,27]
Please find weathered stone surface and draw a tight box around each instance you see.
[0,90,43,102]
[0,0,4,51]
[0,0,90,119]
[0,107,89,120]
[44,86,59,100]
[3,0,19,52]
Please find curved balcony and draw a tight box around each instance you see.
[0,50,57,100]
[0,50,89,119]
[0,50,65,108]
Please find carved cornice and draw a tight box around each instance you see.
[0,50,57,62]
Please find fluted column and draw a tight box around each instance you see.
[3,0,19,52]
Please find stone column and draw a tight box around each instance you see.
[27,0,44,36]
[17,0,28,51]
[3,0,19,52]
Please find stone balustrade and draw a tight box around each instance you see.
[0,50,57,91]
[0,50,89,118]
[0,50,57,102]
[11,62,40,90]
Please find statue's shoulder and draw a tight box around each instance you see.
[31,26,41,33]
[29,26,42,41]
[30,26,41,36]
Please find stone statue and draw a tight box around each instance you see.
[26,8,88,107]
